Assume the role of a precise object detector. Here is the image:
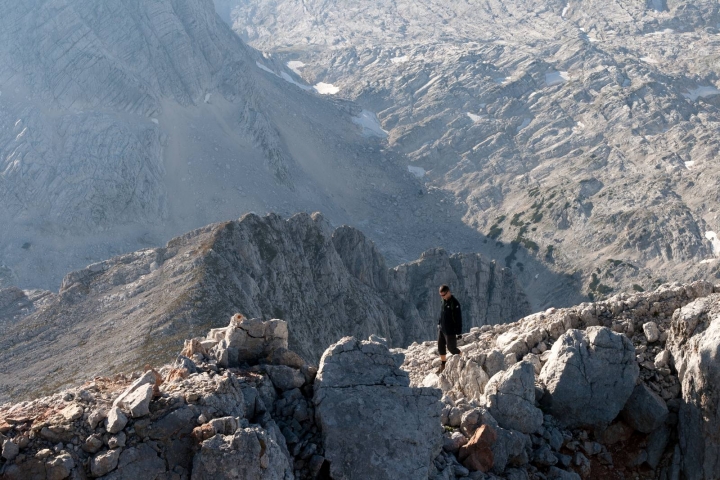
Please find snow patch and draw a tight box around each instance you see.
[281,72,312,91]
[287,61,306,76]
[561,4,569,18]
[706,232,720,256]
[466,112,485,123]
[684,161,695,169]
[390,56,409,64]
[494,77,511,84]
[256,61,276,75]
[683,86,720,101]
[204,93,212,103]
[352,110,388,137]
[517,118,532,132]
[257,61,313,92]
[407,166,426,178]
[314,82,340,95]
[545,71,569,86]
[640,57,658,64]
[416,76,442,95]
[645,29,674,36]
[151,118,159,125]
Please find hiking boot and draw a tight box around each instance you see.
[435,362,446,374]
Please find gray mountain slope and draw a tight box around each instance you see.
[0,0,548,306]
[219,0,720,301]
[0,212,529,403]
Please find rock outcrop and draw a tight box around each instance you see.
[402,280,720,479]
[668,293,720,480]
[0,212,529,404]
[539,327,639,428]
[313,337,442,479]
[0,314,448,480]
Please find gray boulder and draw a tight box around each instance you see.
[491,427,530,473]
[113,370,158,418]
[106,407,127,433]
[100,443,166,480]
[485,361,543,434]
[539,327,638,428]
[314,336,442,480]
[45,453,75,480]
[620,383,669,433]
[191,426,293,480]
[263,365,306,391]
[668,294,720,480]
[91,449,121,477]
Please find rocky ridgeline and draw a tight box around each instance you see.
[4,281,720,480]
[0,212,529,404]
[402,280,720,479]
[0,313,446,480]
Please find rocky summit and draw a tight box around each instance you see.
[2,281,720,479]
[0,212,528,404]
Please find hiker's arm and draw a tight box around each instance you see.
[453,300,462,335]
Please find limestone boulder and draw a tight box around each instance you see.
[314,336,442,480]
[485,361,543,434]
[440,355,490,403]
[92,443,166,480]
[190,426,293,480]
[620,383,669,433]
[212,316,289,368]
[91,449,121,477]
[113,370,159,418]
[539,327,638,428]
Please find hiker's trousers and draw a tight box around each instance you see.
[437,328,460,356]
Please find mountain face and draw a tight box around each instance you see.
[217,0,720,302]
[0,212,529,403]
[0,0,523,306]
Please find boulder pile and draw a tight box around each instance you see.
[2,280,720,479]
[404,280,720,479]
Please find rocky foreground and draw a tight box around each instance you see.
[2,280,720,479]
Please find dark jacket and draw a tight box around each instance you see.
[439,295,462,335]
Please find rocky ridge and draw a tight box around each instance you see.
[4,281,720,479]
[403,279,720,479]
[0,212,529,404]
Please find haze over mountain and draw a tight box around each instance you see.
[0,0,556,305]
[217,0,720,301]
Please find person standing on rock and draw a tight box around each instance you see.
[436,284,462,374]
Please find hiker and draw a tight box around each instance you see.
[436,284,462,374]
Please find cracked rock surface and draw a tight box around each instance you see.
[313,336,443,480]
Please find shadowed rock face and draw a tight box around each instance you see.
[668,293,720,480]
[0,212,529,403]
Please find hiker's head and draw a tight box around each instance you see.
[439,284,451,299]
